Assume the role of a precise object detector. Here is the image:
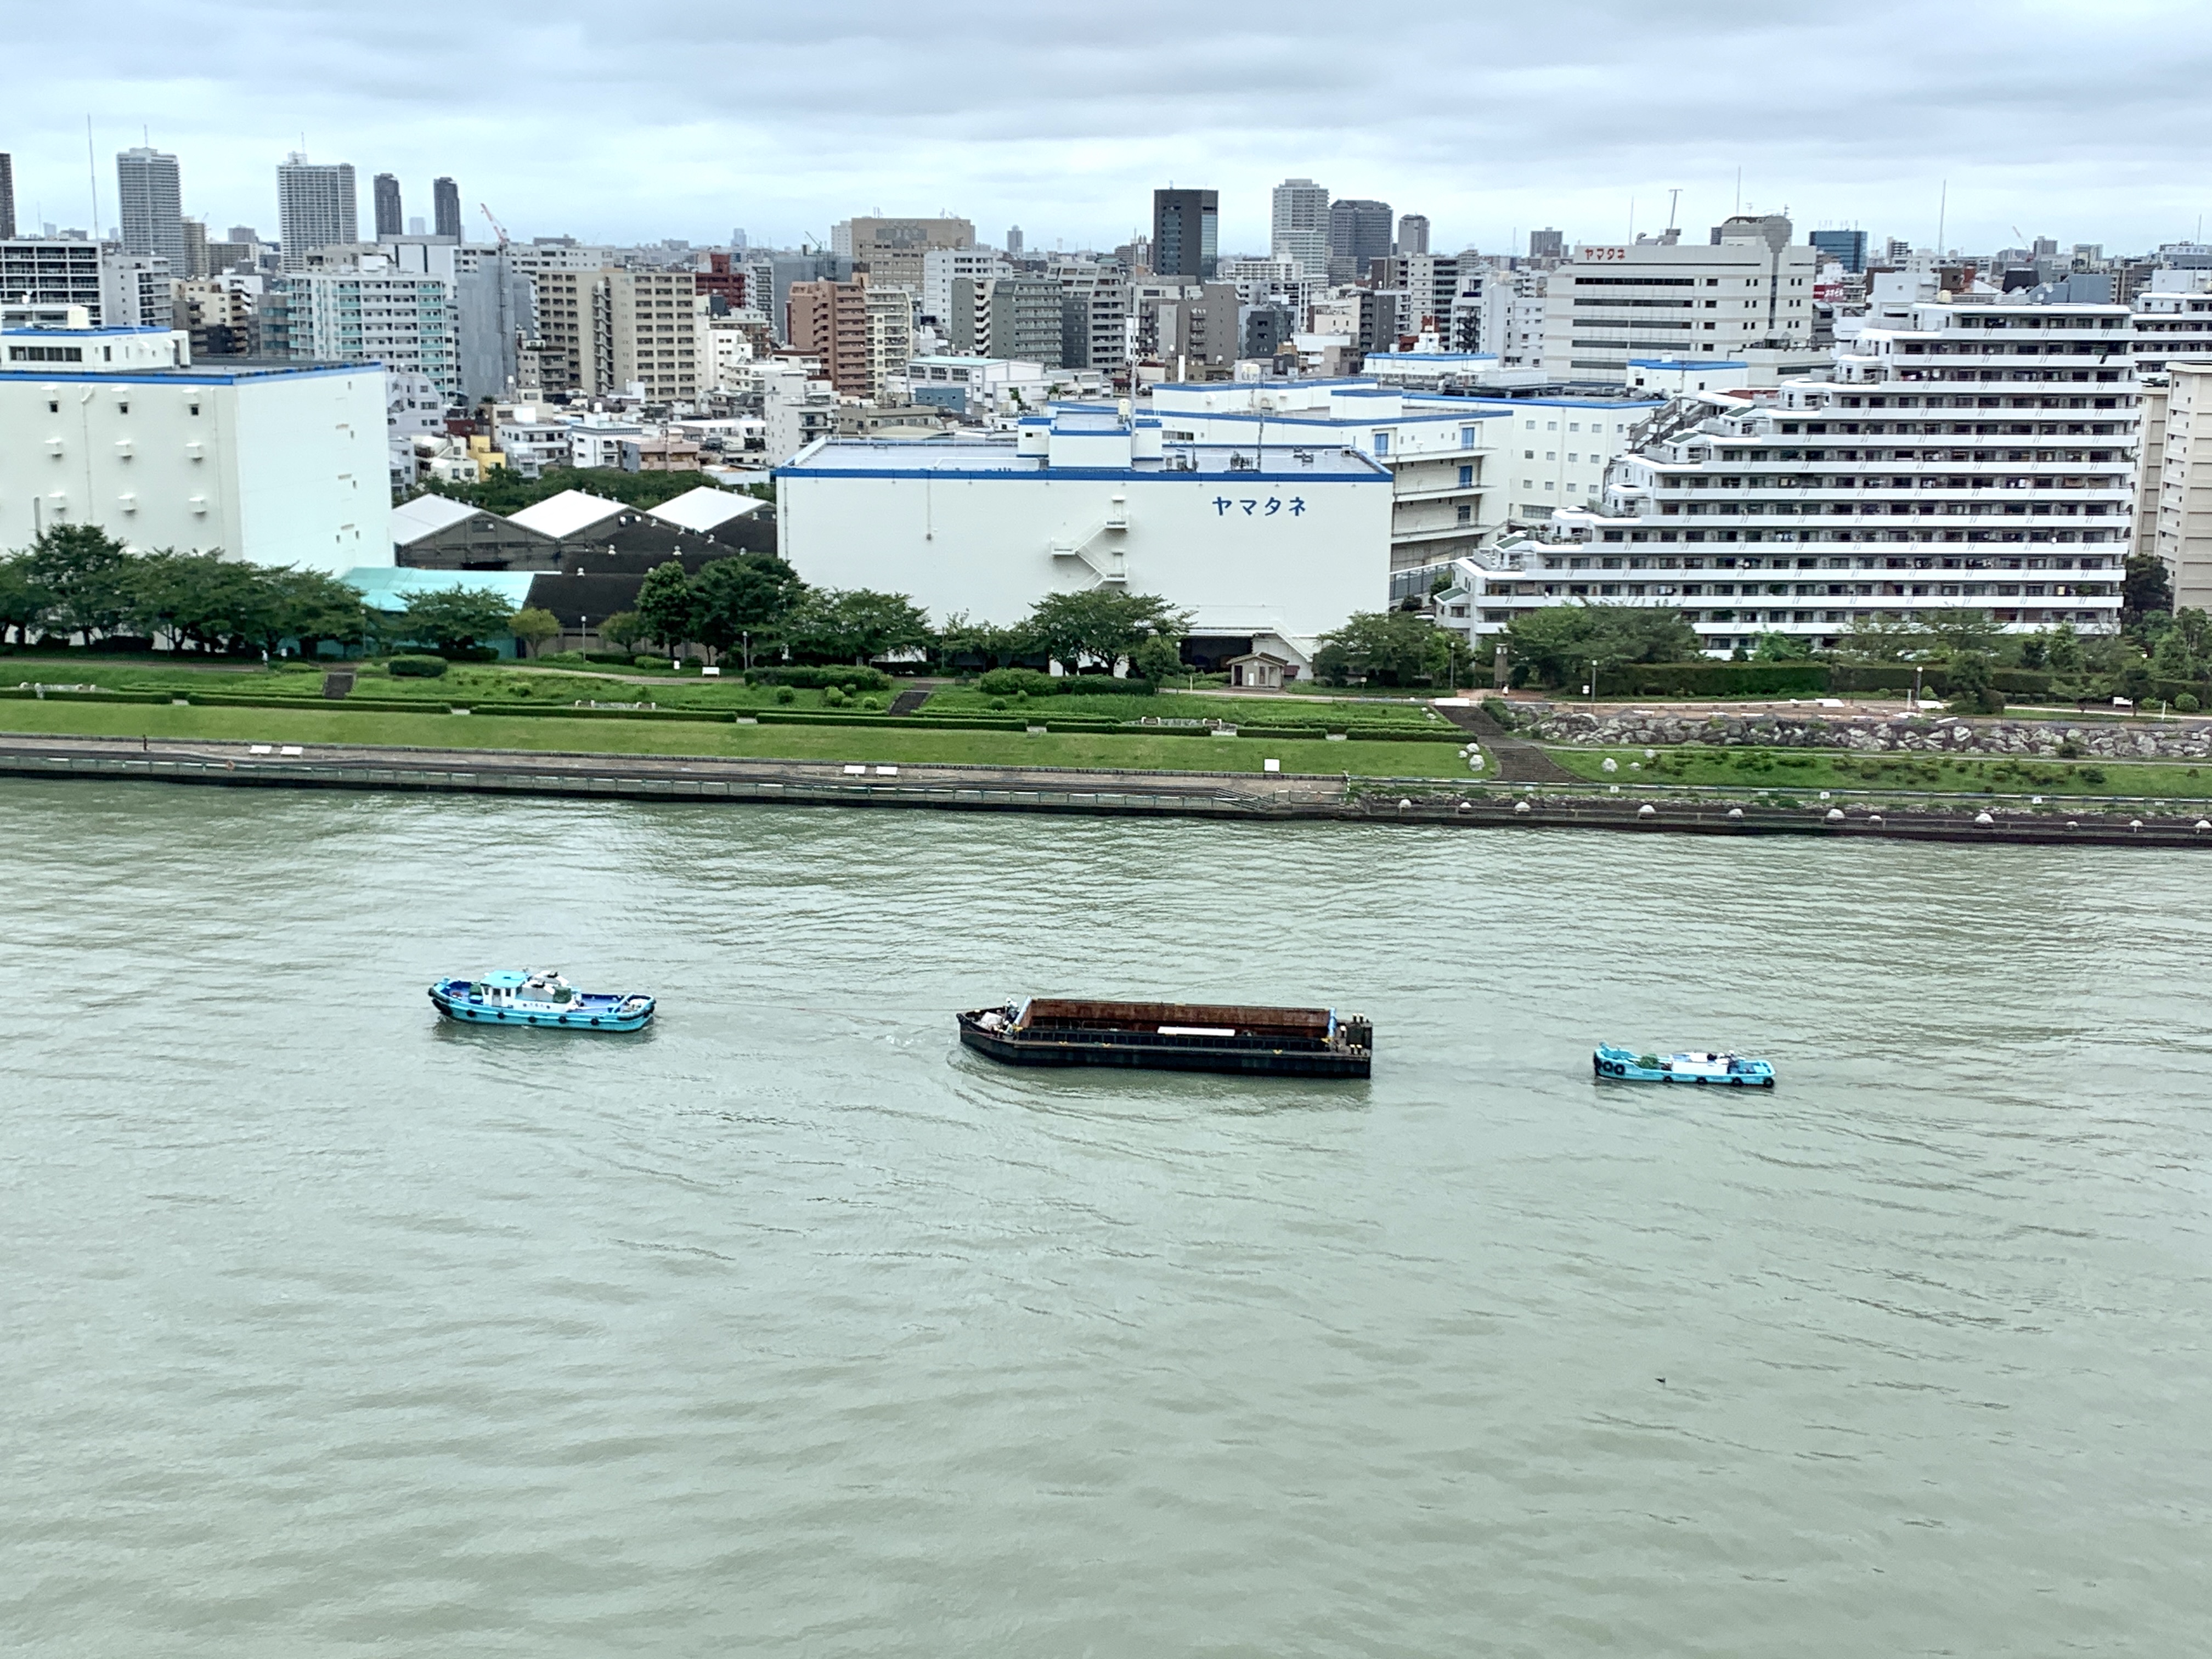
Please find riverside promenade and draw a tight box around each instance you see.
[4,732,2209,848]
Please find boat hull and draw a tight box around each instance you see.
[428,983,654,1032]
[1593,1045,1773,1086]
[958,1008,1370,1079]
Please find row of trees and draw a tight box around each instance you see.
[0,526,549,657]
[609,560,1195,674]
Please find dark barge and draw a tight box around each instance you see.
[957,998,1373,1079]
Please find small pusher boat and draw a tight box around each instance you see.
[428,969,656,1031]
[1593,1044,1773,1087]
[958,997,1372,1078]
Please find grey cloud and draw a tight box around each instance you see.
[10,0,2212,251]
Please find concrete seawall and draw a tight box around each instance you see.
[5,733,2209,849]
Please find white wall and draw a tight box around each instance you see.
[777,452,1393,652]
[0,362,388,571]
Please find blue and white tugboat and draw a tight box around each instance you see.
[428,969,656,1031]
[1593,1044,1774,1087]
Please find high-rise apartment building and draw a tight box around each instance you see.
[865,285,915,400]
[527,264,700,400]
[373,173,404,239]
[1396,214,1430,256]
[787,276,874,395]
[1540,219,1819,383]
[1327,199,1393,282]
[116,147,187,268]
[0,153,15,240]
[921,247,1009,327]
[1543,295,2134,648]
[276,155,358,268]
[2146,361,2212,610]
[1271,179,1330,278]
[0,240,108,321]
[433,178,462,241]
[180,217,208,279]
[1052,263,1128,371]
[1006,225,1024,257]
[269,243,461,400]
[984,277,1063,365]
[1152,189,1218,281]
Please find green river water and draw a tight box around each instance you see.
[3,781,2208,1656]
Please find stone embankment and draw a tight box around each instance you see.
[1525,707,2212,761]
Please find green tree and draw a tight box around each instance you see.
[0,555,55,645]
[2152,627,2197,683]
[1022,590,1189,675]
[932,612,1035,673]
[2044,623,2083,673]
[635,560,699,649]
[785,589,934,664]
[1501,603,1700,689]
[399,584,519,654]
[21,524,134,642]
[1318,610,1453,686]
[692,552,805,664]
[1945,651,2004,715]
[2121,553,2174,634]
[1925,609,2005,659]
[1836,615,1930,662]
[509,606,562,658]
[1129,631,1186,684]
[1754,631,1815,662]
[599,611,649,651]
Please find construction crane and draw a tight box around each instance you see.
[480,203,510,247]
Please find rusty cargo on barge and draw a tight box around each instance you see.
[957,998,1373,1078]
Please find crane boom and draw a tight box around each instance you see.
[480,202,510,246]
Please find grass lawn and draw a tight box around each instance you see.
[0,699,1467,778]
[922,686,1447,727]
[1545,744,2212,800]
[4,658,846,712]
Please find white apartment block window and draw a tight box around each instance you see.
[1372,430,1391,455]
[1459,425,1475,447]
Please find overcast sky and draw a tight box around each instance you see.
[11,0,2211,256]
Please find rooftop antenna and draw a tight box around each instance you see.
[85,116,99,236]
[1937,180,1948,255]
[1734,168,1741,216]
[1666,188,1681,233]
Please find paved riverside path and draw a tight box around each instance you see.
[5,732,2210,849]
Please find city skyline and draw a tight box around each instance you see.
[5,0,2210,256]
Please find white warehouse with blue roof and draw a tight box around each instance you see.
[1,309,388,572]
[776,408,1394,671]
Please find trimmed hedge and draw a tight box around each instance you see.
[746,666,894,691]
[387,655,450,679]
[975,668,1156,697]
[1597,662,1829,698]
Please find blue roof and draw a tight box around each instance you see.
[481,971,529,988]
[1630,358,1748,370]
[1366,351,1500,363]
[342,567,539,614]
[778,437,1389,484]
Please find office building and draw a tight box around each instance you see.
[277,154,358,268]
[433,178,462,240]
[1541,295,2135,651]
[775,407,1393,672]
[116,147,187,269]
[0,312,387,569]
[1539,218,1820,383]
[1397,214,1430,256]
[0,153,14,240]
[373,173,403,239]
[1529,228,1565,261]
[1152,189,1218,281]
[1271,178,1330,278]
[1809,229,1867,273]
[837,217,974,292]
[1006,225,1024,257]
[1327,198,1393,281]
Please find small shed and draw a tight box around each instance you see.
[1224,651,1293,689]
